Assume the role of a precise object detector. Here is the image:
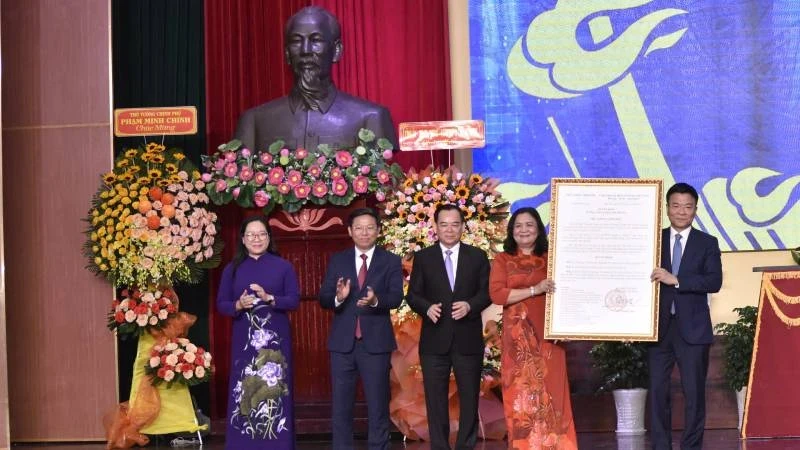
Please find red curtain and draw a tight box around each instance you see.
[204,0,452,419]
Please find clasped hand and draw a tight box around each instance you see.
[650,268,678,286]
[427,301,471,323]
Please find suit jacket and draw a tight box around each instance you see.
[319,246,404,354]
[658,227,723,345]
[234,87,398,151]
[406,242,491,355]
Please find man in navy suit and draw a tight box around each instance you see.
[649,182,723,450]
[407,204,491,450]
[319,207,404,450]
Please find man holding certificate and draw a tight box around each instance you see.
[649,182,723,450]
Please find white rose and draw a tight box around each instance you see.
[185,344,197,353]
[183,352,196,364]
[183,370,194,380]
[142,292,155,302]
[158,310,168,320]
[165,342,178,351]
[120,299,130,309]
[194,366,206,379]
[148,316,158,326]
[149,356,161,368]
[166,354,179,366]
[204,358,212,368]
[177,338,190,346]
[125,310,136,323]
[136,315,148,327]
[164,370,175,382]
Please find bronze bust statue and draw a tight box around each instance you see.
[234,6,398,151]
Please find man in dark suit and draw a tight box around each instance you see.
[650,182,723,450]
[319,207,403,450]
[234,6,397,151]
[407,204,491,450]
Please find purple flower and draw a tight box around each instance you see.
[382,150,393,160]
[360,165,371,175]
[280,148,290,157]
[240,148,251,158]
[250,329,275,350]
[257,361,283,387]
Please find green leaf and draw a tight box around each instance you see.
[377,137,393,150]
[268,140,286,154]
[220,139,242,151]
[358,128,375,143]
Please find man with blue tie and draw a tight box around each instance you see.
[407,204,491,450]
[649,182,723,450]
[319,207,404,450]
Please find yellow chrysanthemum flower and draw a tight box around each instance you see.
[173,152,186,161]
[464,208,474,219]
[146,142,162,153]
[121,173,134,182]
[148,169,162,179]
[403,178,414,188]
[469,174,483,185]
[165,163,178,174]
[169,174,182,183]
[115,159,130,168]
[157,179,169,187]
[455,186,470,199]
[192,170,201,180]
[124,149,139,158]
[151,154,165,164]
[415,211,427,222]
[102,172,116,184]
[141,153,153,162]
[128,165,141,174]
[413,192,425,204]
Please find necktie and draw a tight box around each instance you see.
[356,254,368,338]
[671,234,682,314]
[445,250,455,291]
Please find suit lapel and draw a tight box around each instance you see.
[678,227,700,272]
[662,228,672,272]
[454,244,468,292]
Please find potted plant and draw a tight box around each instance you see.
[590,341,650,435]
[714,306,758,430]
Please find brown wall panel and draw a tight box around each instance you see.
[1,0,115,442]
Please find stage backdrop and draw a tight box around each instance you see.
[469,0,800,251]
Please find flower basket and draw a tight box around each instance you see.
[108,285,179,338]
[145,337,213,388]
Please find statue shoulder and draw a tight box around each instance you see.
[334,91,390,114]
[240,96,291,119]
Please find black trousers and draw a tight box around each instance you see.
[648,315,710,450]
[420,349,483,450]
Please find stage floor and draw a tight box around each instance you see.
[11,430,800,449]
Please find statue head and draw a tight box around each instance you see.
[284,7,343,109]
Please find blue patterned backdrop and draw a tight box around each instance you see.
[470,0,800,251]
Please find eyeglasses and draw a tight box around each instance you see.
[351,225,378,233]
[244,232,269,241]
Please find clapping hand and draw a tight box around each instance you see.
[336,277,352,301]
[357,286,377,307]
[249,283,274,305]
[237,290,257,310]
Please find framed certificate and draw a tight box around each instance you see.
[544,178,663,341]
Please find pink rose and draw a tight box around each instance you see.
[335,151,353,167]
[224,162,238,178]
[353,176,369,194]
[278,183,291,194]
[240,147,251,158]
[294,184,311,199]
[360,165,371,175]
[287,170,303,187]
[376,170,390,184]
[382,150,393,160]
[330,167,343,178]
[317,155,327,165]
[254,190,270,207]
[253,171,267,186]
[376,191,386,202]
[268,167,285,185]
[239,166,254,181]
[308,165,321,178]
[295,148,308,159]
[312,181,328,198]
[200,173,212,182]
[214,179,227,192]
[223,151,236,162]
[280,148,290,157]
[259,152,274,165]
[232,187,241,199]
[332,178,348,196]
[213,158,226,171]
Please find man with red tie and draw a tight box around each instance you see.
[319,207,404,450]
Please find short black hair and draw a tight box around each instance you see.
[434,204,464,223]
[503,207,548,256]
[666,182,699,203]
[285,6,341,41]
[347,207,380,228]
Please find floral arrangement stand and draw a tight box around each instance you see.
[379,165,509,441]
[85,142,220,449]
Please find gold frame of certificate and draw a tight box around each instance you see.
[544,178,663,341]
